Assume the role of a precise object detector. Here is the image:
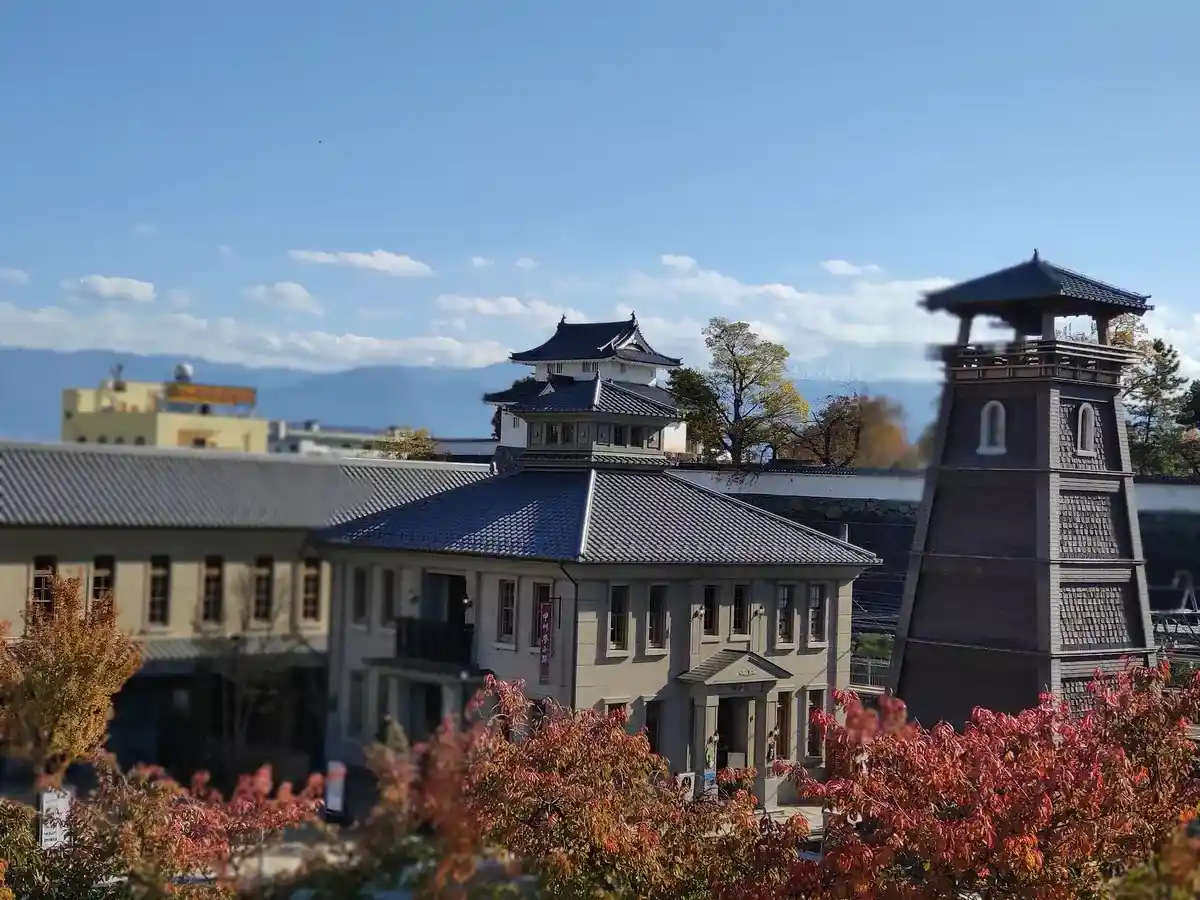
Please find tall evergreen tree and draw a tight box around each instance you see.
[1126,337,1187,475]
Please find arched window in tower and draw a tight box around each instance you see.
[977,400,1007,455]
[1077,403,1097,456]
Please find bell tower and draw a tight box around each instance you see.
[888,252,1158,727]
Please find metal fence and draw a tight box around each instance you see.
[849,656,890,689]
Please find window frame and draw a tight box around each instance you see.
[730,583,750,639]
[977,399,1008,456]
[201,555,224,624]
[1076,402,1097,457]
[805,688,827,760]
[252,556,274,623]
[644,699,662,755]
[351,567,369,626]
[91,555,115,616]
[701,584,720,639]
[147,555,171,627]
[301,558,321,622]
[496,578,517,647]
[776,583,796,647]
[31,555,57,619]
[777,691,793,760]
[806,583,830,648]
[646,583,668,652]
[608,584,631,654]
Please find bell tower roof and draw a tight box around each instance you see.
[922,252,1152,335]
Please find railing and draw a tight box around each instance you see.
[394,617,475,669]
[935,339,1131,386]
[849,655,890,690]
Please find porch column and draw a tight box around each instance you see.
[690,692,719,797]
[395,679,412,737]
[440,682,461,724]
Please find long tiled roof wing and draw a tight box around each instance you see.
[509,317,682,367]
[320,466,879,567]
[482,378,546,406]
[512,378,679,417]
[0,441,493,529]
[923,256,1152,313]
[321,470,590,559]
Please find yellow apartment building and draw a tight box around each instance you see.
[61,364,270,452]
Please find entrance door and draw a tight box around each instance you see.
[716,696,749,770]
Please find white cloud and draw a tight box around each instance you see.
[432,317,468,332]
[244,281,322,315]
[0,268,30,285]
[133,222,157,236]
[660,254,698,273]
[217,244,234,258]
[63,275,156,303]
[288,249,433,277]
[436,294,585,329]
[515,257,538,271]
[470,256,494,268]
[167,289,193,309]
[0,301,507,371]
[821,259,882,277]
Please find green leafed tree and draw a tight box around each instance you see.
[1127,337,1188,475]
[489,375,537,439]
[670,317,808,464]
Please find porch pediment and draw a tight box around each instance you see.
[677,649,792,686]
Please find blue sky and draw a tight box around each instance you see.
[2,1,1199,379]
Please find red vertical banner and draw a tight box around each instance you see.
[538,599,553,684]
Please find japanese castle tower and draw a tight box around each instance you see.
[484,313,689,458]
[888,252,1158,727]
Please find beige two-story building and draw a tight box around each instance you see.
[0,440,491,777]
[320,370,878,809]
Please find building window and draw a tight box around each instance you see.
[134,436,146,445]
[77,436,87,442]
[807,584,828,645]
[301,558,321,621]
[114,436,125,444]
[731,584,749,636]
[644,700,661,755]
[91,555,115,615]
[348,670,366,738]
[978,400,1007,455]
[509,414,520,430]
[497,579,517,644]
[31,556,57,617]
[612,425,627,446]
[97,435,108,444]
[546,423,562,445]
[702,584,718,636]
[629,426,645,448]
[252,557,274,622]
[561,423,575,444]
[1077,403,1097,456]
[777,692,793,760]
[148,556,171,626]
[380,568,396,625]
[806,689,826,759]
[351,567,369,625]
[549,362,564,374]
[531,582,552,647]
[647,584,667,650]
[777,584,795,644]
[609,585,630,651]
[582,361,598,374]
[191,437,207,448]
[606,701,627,721]
[202,556,224,623]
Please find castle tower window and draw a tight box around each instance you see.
[1076,403,1097,456]
[977,400,1007,456]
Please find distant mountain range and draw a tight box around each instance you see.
[0,347,942,443]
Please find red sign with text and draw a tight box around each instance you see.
[537,599,553,684]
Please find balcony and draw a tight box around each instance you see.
[849,655,889,694]
[394,617,476,671]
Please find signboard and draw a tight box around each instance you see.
[537,599,554,685]
[675,771,696,801]
[164,382,258,408]
[39,786,74,849]
[324,760,346,815]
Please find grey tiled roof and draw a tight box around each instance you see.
[512,377,679,418]
[0,441,493,529]
[923,255,1152,313]
[321,467,879,568]
[483,377,546,406]
[509,317,682,368]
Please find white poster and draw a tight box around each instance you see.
[324,760,346,815]
[39,786,74,849]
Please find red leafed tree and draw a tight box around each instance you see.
[463,677,780,899]
[761,661,1200,900]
